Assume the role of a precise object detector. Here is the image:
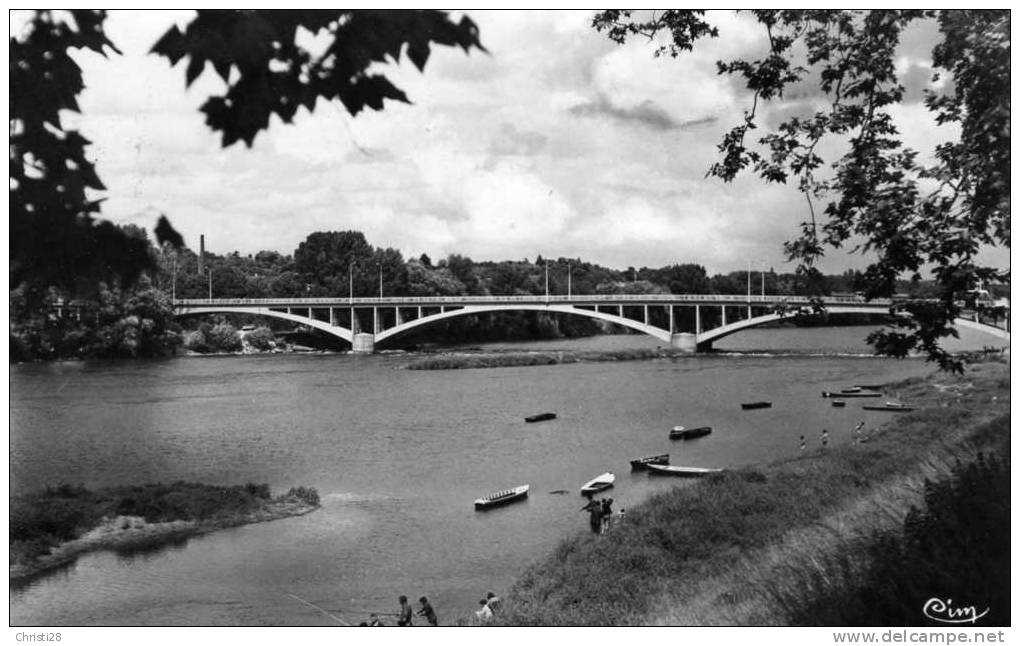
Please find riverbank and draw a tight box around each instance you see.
[10,483,320,584]
[492,359,1010,625]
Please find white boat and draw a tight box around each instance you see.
[580,472,615,496]
[645,463,723,477]
[474,484,529,510]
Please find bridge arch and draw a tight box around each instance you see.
[175,306,354,343]
[697,306,1010,347]
[375,304,672,344]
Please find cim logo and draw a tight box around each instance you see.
[923,597,989,625]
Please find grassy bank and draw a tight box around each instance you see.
[10,482,321,583]
[493,360,1010,626]
[406,347,682,370]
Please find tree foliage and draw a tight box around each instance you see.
[593,10,1009,371]
[151,10,485,147]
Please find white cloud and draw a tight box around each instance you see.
[43,9,987,275]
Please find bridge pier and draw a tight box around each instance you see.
[352,333,375,353]
[670,333,698,354]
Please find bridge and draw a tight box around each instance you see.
[173,294,1010,353]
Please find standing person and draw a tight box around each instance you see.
[820,429,828,448]
[799,435,806,452]
[417,596,437,626]
[397,595,413,626]
[601,498,614,534]
[581,498,602,534]
[854,421,864,444]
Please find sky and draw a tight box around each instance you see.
[21,9,1009,275]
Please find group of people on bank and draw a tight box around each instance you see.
[361,591,502,626]
[581,497,622,535]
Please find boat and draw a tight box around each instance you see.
[822,391,881,398]
[645,463,724,477]
[580,472,615,496]
[741,401,772,410]
[862,402,915,412]
[525,412,556,423]
[831,400,847,408]
[630,454,670,470]
[669,426,712,440]
[474,484,529,510]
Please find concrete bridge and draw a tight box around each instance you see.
[173,294,1010,353]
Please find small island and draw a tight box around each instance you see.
[10,481,320,583]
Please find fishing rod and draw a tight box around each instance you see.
[286,592,353,626]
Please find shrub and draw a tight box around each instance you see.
[244,327,276,351]
[285,486,320,506]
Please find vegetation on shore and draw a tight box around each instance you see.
[405,347,683,370]
[10,481,320,582]
[493,360,1009,626]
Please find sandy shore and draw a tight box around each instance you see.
[10,498,318,583]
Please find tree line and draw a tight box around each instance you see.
[15,226,995,362]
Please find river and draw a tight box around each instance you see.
[8,326,1002,625]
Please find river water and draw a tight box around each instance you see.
[8,326,1001,626]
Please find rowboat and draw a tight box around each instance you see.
[580,472,615,496]
[862,402,914,412]
[645,463,723,477]
[525,412,556,423]
[474,484,529,510]
[741,401,772,410]
[669,426,712,440]
[630,454,669,470]
[831,400,847,408]
[822,391,881,398]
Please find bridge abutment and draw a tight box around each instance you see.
[670,333,698,354]
[351,333,375,353]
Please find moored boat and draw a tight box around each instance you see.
[669,426,712,440]
[630,454,670,470]
[862,402,914,412]
[831,400,847,408]
[580,472,615,496]
[822,391,881,398]
[741,401,772,410]
[525,412,557,423]
[645,463,724,477]
[474,484,530,510]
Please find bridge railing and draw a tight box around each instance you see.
[174,294,894,307]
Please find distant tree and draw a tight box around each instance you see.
[294,231,375,287]
[594,10,1009,371]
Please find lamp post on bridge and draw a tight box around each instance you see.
[378,263,383,298]
[544,260,549,299]
[207,267,212,300]
[349,261,355,304]
[567,261,571,298]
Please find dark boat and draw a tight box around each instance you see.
[669,426,712,440]
[741,401,772,410]
[525,412,556,423]
[630,454,670,470]
[831,400,847,408]
[645,463,724,477]
[862,402,914,412]
[474,484,529,510]
[822,391,881,398]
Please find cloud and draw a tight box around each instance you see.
[569,94,680,131]
[49,10,978,276]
